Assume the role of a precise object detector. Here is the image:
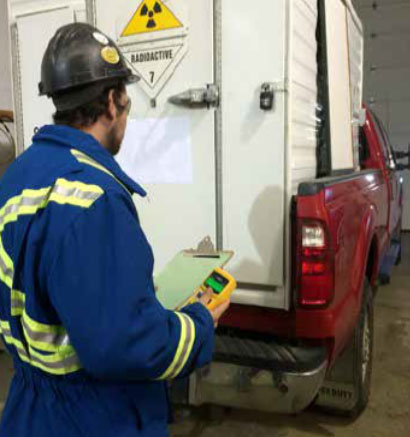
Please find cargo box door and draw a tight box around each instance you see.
[221,0,287,287]
[92,0,217,273]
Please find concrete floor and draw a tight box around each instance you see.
[0,235,409,436]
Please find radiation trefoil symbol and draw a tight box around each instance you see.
[141,2,162,29]
[121,0,183,36]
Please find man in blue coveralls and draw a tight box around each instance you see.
[0,23,229,436]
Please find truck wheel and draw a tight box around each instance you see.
[394,221,402,266]
[395,243,402,266]
[351,279,373,417]
[315,279,373,418]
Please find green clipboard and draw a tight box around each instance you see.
[154,250,234,310]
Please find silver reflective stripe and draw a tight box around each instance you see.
[1,325,12,337]
[17,194,47,207]
[30,351,81,370]
[73,154,98,166]
[71,151,110,173]
[168,314,194,379]
[0,325,26,357]
[11,299,24,313]
[52,184,102,201]
[0,195,49,231]
[22,317,70,348]
[0,252,12,278]
[1,323,80,371]
[71,150,132,196]
[2,194,47,217]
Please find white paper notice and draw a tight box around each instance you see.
[116,117,193,184]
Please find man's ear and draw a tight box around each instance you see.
[106,89,117,121]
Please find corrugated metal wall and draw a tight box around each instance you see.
[290,0,318,194]
[354,0,410,230]
[347,1,364,170]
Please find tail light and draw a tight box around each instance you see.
[297,220,334,307]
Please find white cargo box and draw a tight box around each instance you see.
[10,0,363,310]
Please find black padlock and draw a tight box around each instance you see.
[260,83,274,111]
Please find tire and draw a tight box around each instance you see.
[349,279,374,417]
[315,279,374,418]
[379,274,390,285]
[395,243,402,266]
[394,220,402,266]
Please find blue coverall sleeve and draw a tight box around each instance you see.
[46,190,215,381]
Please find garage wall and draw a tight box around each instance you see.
[0,0,13,111]
[9,0,86,151]
[354,0,410,230]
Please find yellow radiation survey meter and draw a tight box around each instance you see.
[189,267,237,310]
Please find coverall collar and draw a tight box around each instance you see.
[33,125,147,197]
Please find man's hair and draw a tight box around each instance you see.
[53,81,126,128]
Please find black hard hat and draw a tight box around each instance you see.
[39,23,139,110]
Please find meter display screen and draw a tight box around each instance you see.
[204,271,229,294]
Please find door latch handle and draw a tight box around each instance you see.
[168,84,219,109]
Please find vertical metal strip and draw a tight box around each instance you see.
[283,0,292,310]
[10,23,24,156]
[316,0,332,176]
[214,0,223,251]
[86,0,96,26]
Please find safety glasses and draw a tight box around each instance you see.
[118,97,132,116]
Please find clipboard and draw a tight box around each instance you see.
[154,250,234,310]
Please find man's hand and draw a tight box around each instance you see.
[198,288,230,327]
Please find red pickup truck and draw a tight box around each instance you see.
[183,107,404,418]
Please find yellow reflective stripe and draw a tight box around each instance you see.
[28,344,77,363]
[158,312,196,380]
[0,319,81,375]
[0,319,10,331]
[168,314,196,379]
[49,179,103,208]
[54,178,103,194]
[22,310,64,334]
[0,179,104,299]
[0,187,50,234]
[0,187,49,292]
[21,310,74,354]
[27,344,81,375]
[70,149,131,195]
[71,150,114,177]
[10,289,25,317]
[0,180,102,234]
[0,238,13,288]
[0,179,100,375]
[158,313,187,380]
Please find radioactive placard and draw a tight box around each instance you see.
[121,0,183,36]
[117,0,188,99]
[122,44,184,89]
